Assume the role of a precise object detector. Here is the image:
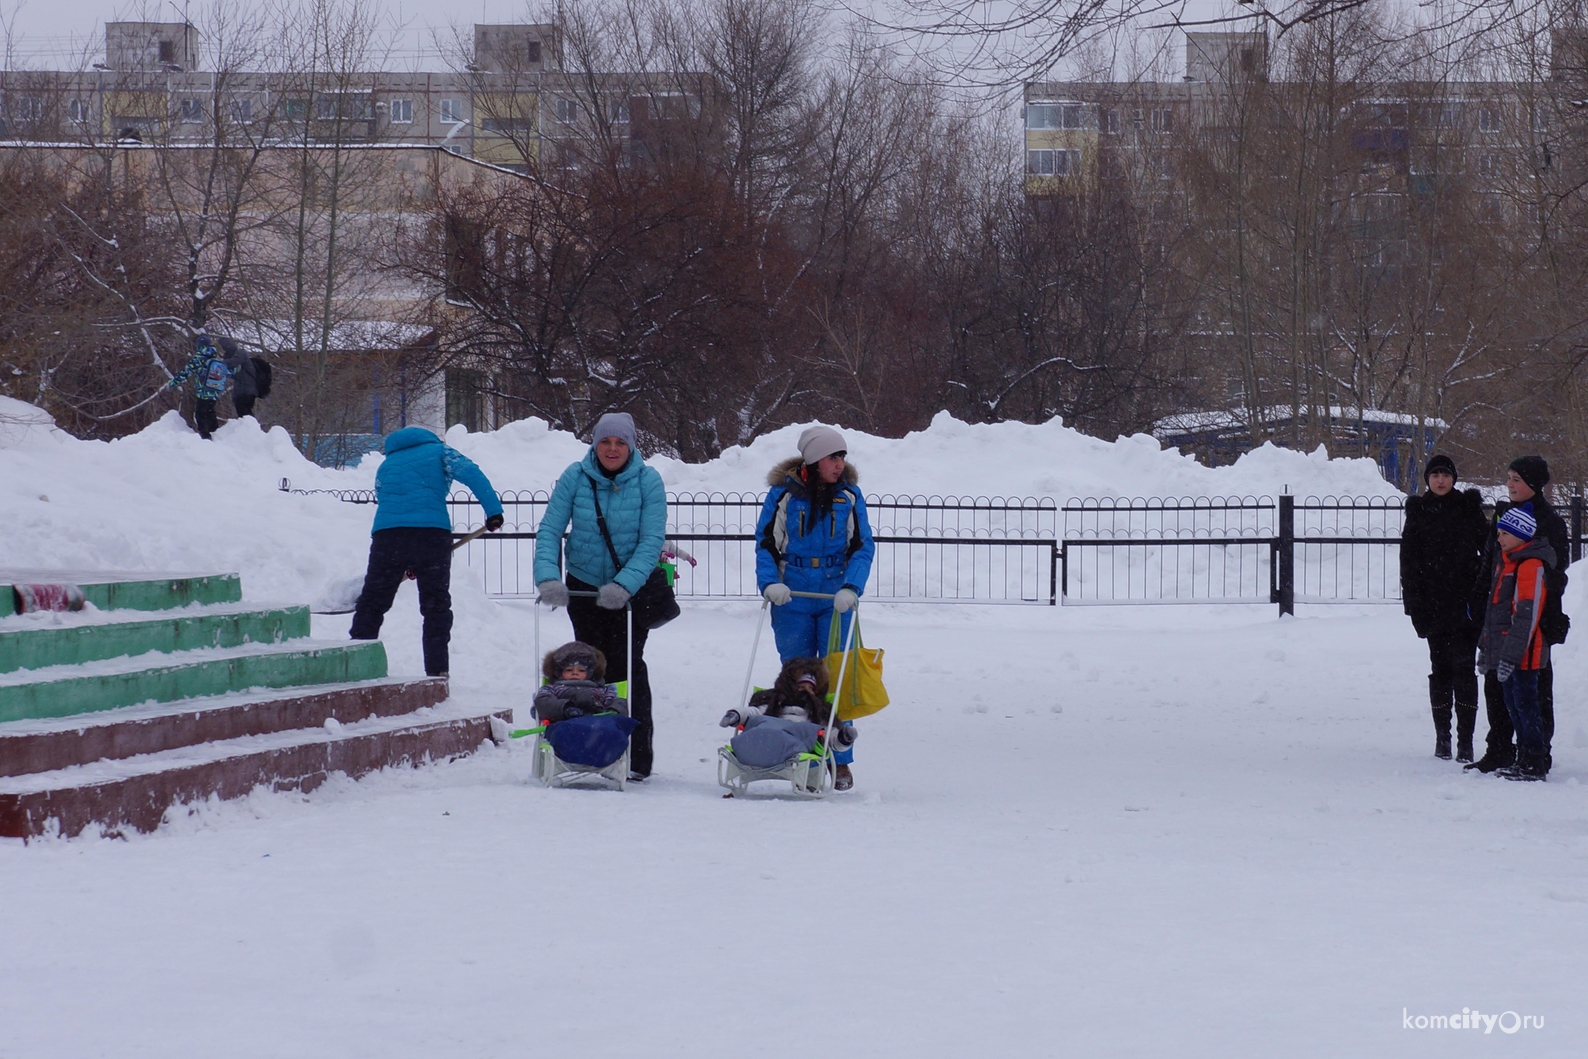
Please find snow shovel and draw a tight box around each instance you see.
[312,524,498,614]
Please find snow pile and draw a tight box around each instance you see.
[450,410,1400,503]
[1,405,1396,615]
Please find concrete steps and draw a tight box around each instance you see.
[0,677,449,777]
[1,571,241,617]
[0,569,509,839]
[0,604,310,673]
[0,640,390,723]
[0,700,509,839]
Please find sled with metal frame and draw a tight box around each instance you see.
[509,589,635,791]
[718,590,858,799]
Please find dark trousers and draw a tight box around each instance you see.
[1483,665,1555,766]
[1427,628,1479,739]
[350,528,453,676]
[195,398,218,439]
[1501,670,1547,767]
[567,575,653,776]
[234,394,256,418]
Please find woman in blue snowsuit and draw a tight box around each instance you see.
[754,425,875,790]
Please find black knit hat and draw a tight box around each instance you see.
[1509,455,1550,493]
[1423,454,1457,485]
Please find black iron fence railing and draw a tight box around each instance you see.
[1061,494,1586,614]
[279,481,1061,605]
[279,479,1584,615]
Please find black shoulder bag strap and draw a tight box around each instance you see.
[589,477,626,575]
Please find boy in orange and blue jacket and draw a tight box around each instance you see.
[1477,503,1556,781]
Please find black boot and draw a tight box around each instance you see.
[1431,699,1453,761]
[1499,748,1547,782]
[1454,703,1477,763]
[1465,745,1515,773]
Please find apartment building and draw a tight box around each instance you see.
[0,21,700,174]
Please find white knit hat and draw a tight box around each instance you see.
[797,425,846,465]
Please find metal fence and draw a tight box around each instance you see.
[1062,494,1585,613]
[280,479,1585,614]
[282,480,1060,605]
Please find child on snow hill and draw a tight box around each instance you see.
[166,334,232,439]
[534,642,622,723]
[1477,503,1556,782]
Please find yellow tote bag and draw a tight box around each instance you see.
[825,610,889,721]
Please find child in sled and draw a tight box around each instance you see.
[534,642,621,722]
[719,657,857,768]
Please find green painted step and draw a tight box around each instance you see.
[0,641,389,724]
[0,573,241,614]
[0,606,311,674]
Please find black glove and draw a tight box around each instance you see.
[836,724,858,747]
[485,513,505,532]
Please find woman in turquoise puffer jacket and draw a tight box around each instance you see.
[534,412,667,778]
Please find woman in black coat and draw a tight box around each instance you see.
[1400,455,1490,761]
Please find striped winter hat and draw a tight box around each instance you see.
[1497,503,1536,542]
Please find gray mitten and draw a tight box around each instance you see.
[537,580,569,607]
[1496,661,1516,683]
[719,709,742,728]
[596,582,631,609]
[836,723,858,747]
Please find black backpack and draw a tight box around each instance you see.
[251,357,273,398]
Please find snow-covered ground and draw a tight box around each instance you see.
[2,400,1585,1056]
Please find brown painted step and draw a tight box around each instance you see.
[0,677,448,779]
[0,702,512,840]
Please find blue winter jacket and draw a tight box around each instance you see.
[534,448,667,595]
[755,457,875,611]
[371,427,503,533]
[168,340,231,401]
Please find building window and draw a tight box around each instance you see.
[1100,108,1119,134]
[1479,153,1499,178]
[1152,108,1174,134]
[285,98,308,121]
[556,98,579,124]
[1027,148,1082,176]
[440,98,465,124]
[446,369,486,432]
[390,98,413,124]
[1532,108,1549,132]
[526,40,542,64]
[1025,102,1093,130]
[1478,106,1501,132]
[610,100,630,123]
[180,98,204,123]
[68,98,89,123]
[159,40,175,63]
[14,96,43,122]
[230,98,252,123]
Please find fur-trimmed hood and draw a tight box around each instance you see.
[543,642,607,684]
[747,656,833,725]
[767,455,860,489]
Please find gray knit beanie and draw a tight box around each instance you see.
[591,412,637,452]
[797,425,847,465]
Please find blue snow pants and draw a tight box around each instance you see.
[771,602,856,765]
